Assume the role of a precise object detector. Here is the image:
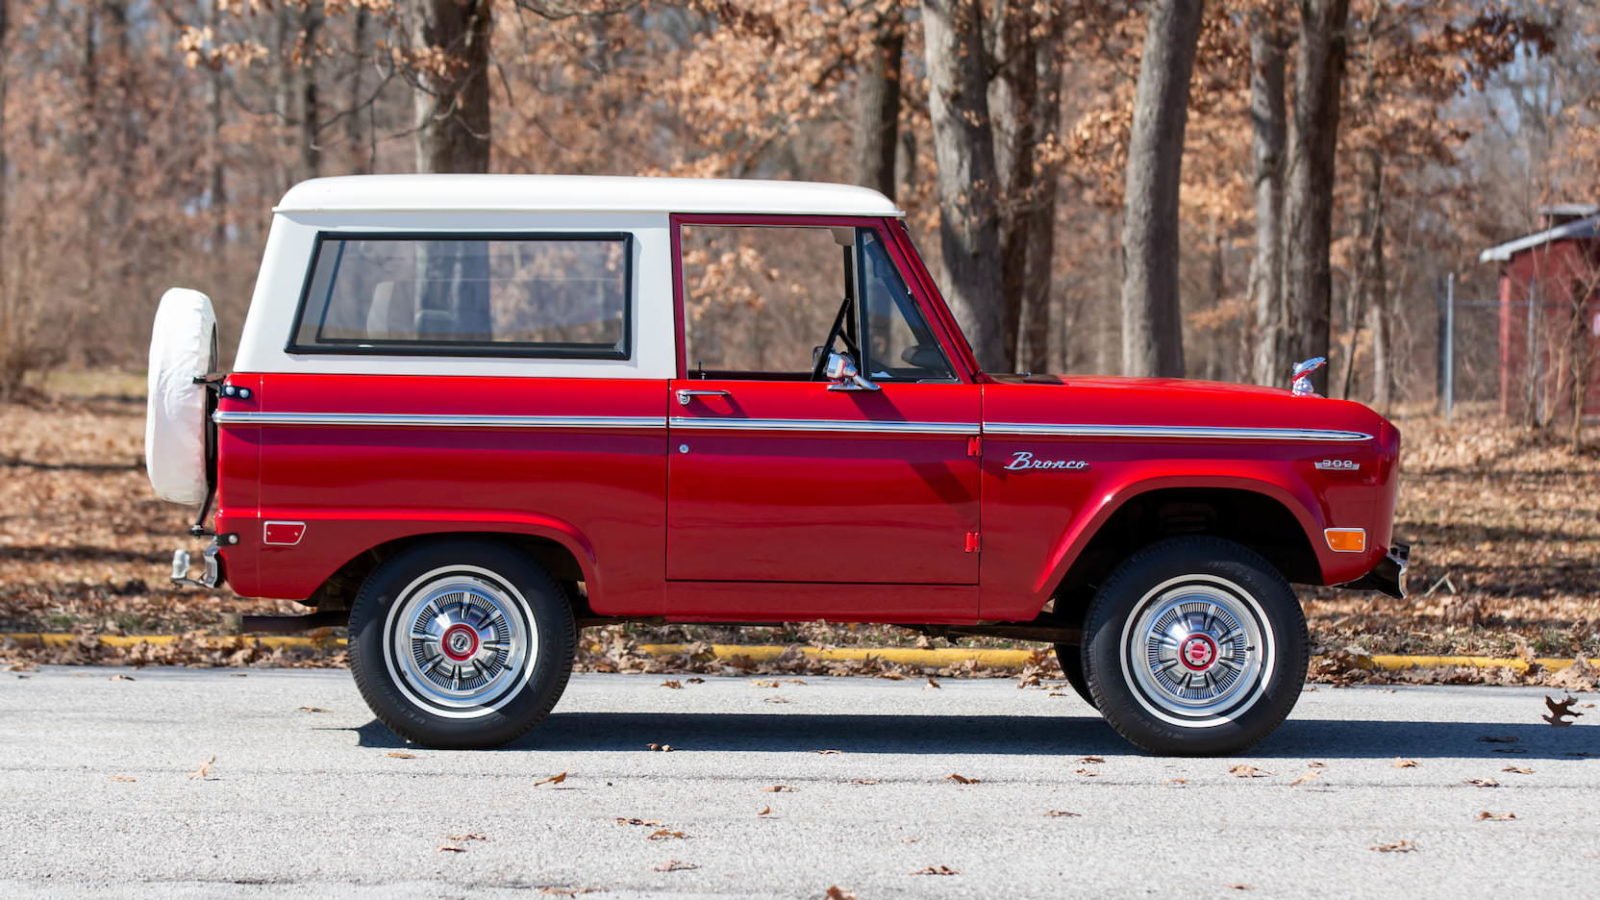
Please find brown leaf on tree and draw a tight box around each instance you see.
[534,772,568,787]
[1393,758,1419,768]
[1228,765,1269,778]
[385,751,417,759]
[1371,840,1417,853]
[1476,811,1516,821]
[1465,778,1500,788]
[654,860,699,872]
[1501,766,1534,775]
[647,828,687,841]
[910,865,959,876]
[945,773,980,784]
[1543,694,1583,726]
[188,756,215,780]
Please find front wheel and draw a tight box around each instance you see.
[348,540,576,749]
[1082,537,1308,756]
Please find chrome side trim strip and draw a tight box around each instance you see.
[983,423,1374,442]
[213,411,668,429]
[668,417,979,436]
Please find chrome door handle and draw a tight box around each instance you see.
[676,388,731,406]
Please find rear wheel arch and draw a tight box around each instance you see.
[1045,485,1321,634]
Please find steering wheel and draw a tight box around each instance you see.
[811,295,860,380]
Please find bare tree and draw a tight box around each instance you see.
[1283,0,1349,391]
[1119,0,1204,378]
[854,0,904,200]
[920,0,1006,370]
[1248,8,1289,386]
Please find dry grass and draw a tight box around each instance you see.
[2,374,1597,672]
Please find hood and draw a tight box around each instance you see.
[982,373,1392,439]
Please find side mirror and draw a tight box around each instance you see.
[825,351,880,392]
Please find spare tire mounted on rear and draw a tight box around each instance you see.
[144,288,218,506]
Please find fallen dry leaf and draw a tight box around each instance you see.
[1393,758,1419,768]
[757,805,772,816]
[1543,694,1583,726]
[764,784,793,793]
[646,743,674,753]
[1465,778,1500,788]
[1288,769,1322,786]
[615,817,663,827]
[764,695,791,704]
[1163,777,1189,786]
[437,844,467,853]
[385,751,417,760]
[945,773,980,784]
[109,673,135,681]
[1079,755,1105,764]
[446,832,488,842]
[534,772,568,787]
[660,679,682,689]
[926,676,942,689]
[825,888,858,900]
[188,756,215,780]
[653,860,699,872]
[297,706,329,713]
[1307,761,1327,769]
[815,749,841,755]
[1229,765,1269,778]
[849,778,880,785]
[1371,840,1417,853]
[1501,766,1534,775]
[109,774,137,783]
[910,865,959,876]
[1044,809,1081,818]
[1073,767,1099,777]
[686,677,705,684]
[753,679,781,688]
[647,829,686,841]
[537,888,601,898]
[1227,885,1253,892]
[1476,811,1517,821]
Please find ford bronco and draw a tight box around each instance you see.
[145,175,1407,755]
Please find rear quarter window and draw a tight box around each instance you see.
[288,233,632,359]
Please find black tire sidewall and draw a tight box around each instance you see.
[348,540,576,750]
[1052,642,1095,708]
[1083,537,1308,756]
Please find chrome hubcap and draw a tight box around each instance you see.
[386,568,534,715]
[1122,576,1271,724]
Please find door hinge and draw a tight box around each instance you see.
[964,531,980,553]
[967,435,981,458]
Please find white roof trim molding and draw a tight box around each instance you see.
[275,174,903,218]
[1478,214,1600,263]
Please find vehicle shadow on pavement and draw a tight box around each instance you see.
[351,715,1589,759]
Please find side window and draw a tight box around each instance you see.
[289,234,631,358]
[678,223,953,381]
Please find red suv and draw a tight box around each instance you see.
[145,175,1406,755]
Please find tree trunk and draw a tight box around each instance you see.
[854,0,903,201]
[1247,14,1288,387]
[1357,148,1388,410]
[1017,2,1065,373]
[990,0,1039,366]
[1283,0,1350,393]
[920,0,1006,371]
[206,0,227,254]
[1119,0,1203,378]
[410,0,493,174]
[348,8,374,173]
[299,0,324,178]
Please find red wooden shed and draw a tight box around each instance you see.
[1478,204,1600,421]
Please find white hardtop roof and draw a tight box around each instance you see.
[1479,213,1600,263]
[276,174,902,218]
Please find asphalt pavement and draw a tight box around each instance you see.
[0,667,1595,899]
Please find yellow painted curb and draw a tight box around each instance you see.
[1,633,1585,673]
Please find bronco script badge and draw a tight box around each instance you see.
[1005,451,1089,471]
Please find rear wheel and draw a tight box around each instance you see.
[1082,537,1308,756]
[348,540,576,749]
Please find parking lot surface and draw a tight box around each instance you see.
[0,667,1594,898]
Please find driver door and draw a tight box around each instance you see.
[666,218,981,601]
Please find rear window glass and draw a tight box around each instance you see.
[288,233,632,358]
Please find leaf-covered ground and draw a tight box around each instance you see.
[2,381,1596,683]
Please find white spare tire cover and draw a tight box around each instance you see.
[145,288,218,505]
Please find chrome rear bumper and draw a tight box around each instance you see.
[1342,541,1410,600]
